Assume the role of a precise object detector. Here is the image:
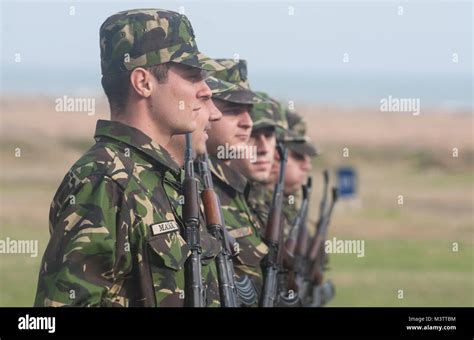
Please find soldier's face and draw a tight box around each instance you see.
[283,150,312,195]
[150,64,212,135]
[231,127,276,183]
[166,94,222,162]
[194,98,222,155]
[206,99,253,158]
[268,151,281,185]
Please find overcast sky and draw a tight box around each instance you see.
[1,0,471,73]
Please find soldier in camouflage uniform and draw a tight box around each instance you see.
[34,9,225,307]
[271,111,318,238]
[231,92,287,231]
[263,109,318,305]
[204,59,269,306]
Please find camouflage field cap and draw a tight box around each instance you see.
[206,76,238,95]
[283,111,318,157]
[100,9,224,75]
[211,59,263,104]
[250,92,288,132]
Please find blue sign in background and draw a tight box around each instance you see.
[337,167,357,198]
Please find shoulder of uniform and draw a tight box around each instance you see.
[68,142,135,191]
[208,156,247,193]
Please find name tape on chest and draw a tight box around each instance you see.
[228,226,253,239]
[150,221,179,236]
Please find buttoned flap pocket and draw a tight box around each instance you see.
[228,226,268,268]
[147,221,190,271]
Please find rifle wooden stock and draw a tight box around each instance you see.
[201,190,221,226]
[201,188,237,256]
[265,207,283,243]
[308,233,325,263]
[295,216,310,257]
[308,235,325,284]
[282,244,296,272]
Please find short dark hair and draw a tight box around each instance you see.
[101,63,170,115]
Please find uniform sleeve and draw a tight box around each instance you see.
[34,175,134,307]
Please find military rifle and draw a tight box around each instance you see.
[260,143,288,307]
[281,176,312,305]
[306,182,338,307]
[197,149,240,307]
[182,133,205,307]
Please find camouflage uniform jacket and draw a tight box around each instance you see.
[283,194,303,240]
[34,120,221,307]
[208,157,268,305]
[245,181,272,234]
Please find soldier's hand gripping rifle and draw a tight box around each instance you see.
[260,143,288,307]
[306,179,338,307]
[197,149,240,307]
[182,133,205,307]
[281,177,312,305]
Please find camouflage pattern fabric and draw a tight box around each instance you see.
[206,76,237,95]
[282,195,299,239]
[100,9,224,75]
[245,181,272,233]
[34,120,221,307]
[250,92,288,132]
[211,59,263,104]
[208,156,268,306]
[283,111,318,157]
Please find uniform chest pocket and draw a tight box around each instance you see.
[147,230,190,271]
[228,226,269,268]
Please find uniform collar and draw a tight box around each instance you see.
[208,155,247,194]
[246,180,267,202]
[94,119,180,172]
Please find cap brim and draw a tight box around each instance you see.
[213,85,265,104]
[206,76,238,95]
[175,51,225,71]
[253,121,278,130]
[287,141,318,157]
[282,129,306,143]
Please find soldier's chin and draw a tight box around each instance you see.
[250,170,270,183]
[284,183,300,196]
[231,140,248,149]
[176,121,197,135]
[195,142,206,156]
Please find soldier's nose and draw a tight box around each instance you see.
[238,110,253,130]
[301,155,312,172]
[257,135,271,154]
[197,80,212,100]
[207,99,222,122]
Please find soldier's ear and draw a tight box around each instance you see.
[129,67,153,98]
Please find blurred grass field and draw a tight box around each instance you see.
[0,96,473,306]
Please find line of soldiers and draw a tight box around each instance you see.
[34,8,337,307]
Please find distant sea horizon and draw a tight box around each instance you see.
[1,68,472,110]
